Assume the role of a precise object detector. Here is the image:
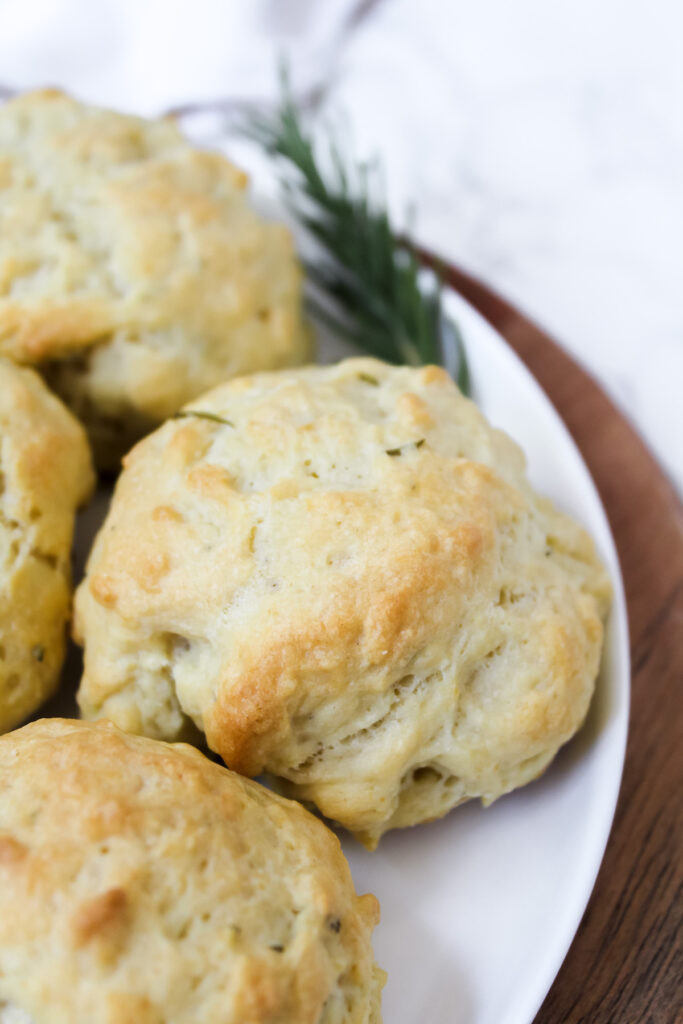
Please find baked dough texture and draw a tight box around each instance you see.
[0,718,383,1024]
[75,358,611,847]
[0,359,93,732]
[0,90,309,468]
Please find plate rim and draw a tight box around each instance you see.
[441,285,631,1024]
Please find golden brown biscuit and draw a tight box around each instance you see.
[0,718,383,1023]
[0,359,93,732]
[0,90,309,468]
[75,358,611,847]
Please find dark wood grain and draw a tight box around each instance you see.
[435,260,683,1024]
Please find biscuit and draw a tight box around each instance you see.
[75,358,612,847]
[0,90,310,468]
[0,359,93,732]
[0,718,383,1023]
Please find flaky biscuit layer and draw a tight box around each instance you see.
[76,358,611,846]
[0,718,383,1023]
[0,90,309,467]
[0,359,93,731]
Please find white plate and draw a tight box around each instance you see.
[67,284,630,1024]
[327,289,630,1024]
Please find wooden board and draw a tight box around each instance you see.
[437,261,683,1024]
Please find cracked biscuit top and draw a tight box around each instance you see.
[0,358,93,732]
[0,90,309,467]
[0,718,383,1024]
[75,358,611,847]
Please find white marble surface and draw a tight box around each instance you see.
[1,0,681,488]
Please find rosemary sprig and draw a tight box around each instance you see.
[244,76,470,395]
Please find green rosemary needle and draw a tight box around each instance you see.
[385,439,426,456]
[244,76,470,395]
[173,410,234,427]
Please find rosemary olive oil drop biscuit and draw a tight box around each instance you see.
[75,358,611,847]
[0,718,383,1023]
[0,359,93,732]
[0,90,309,468]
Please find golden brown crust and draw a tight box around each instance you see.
[0,90,309,467]
[75,358,611,846]
[0,359,93,732]
[0,718,383,1023]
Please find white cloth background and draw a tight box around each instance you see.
[0,0,680,488]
